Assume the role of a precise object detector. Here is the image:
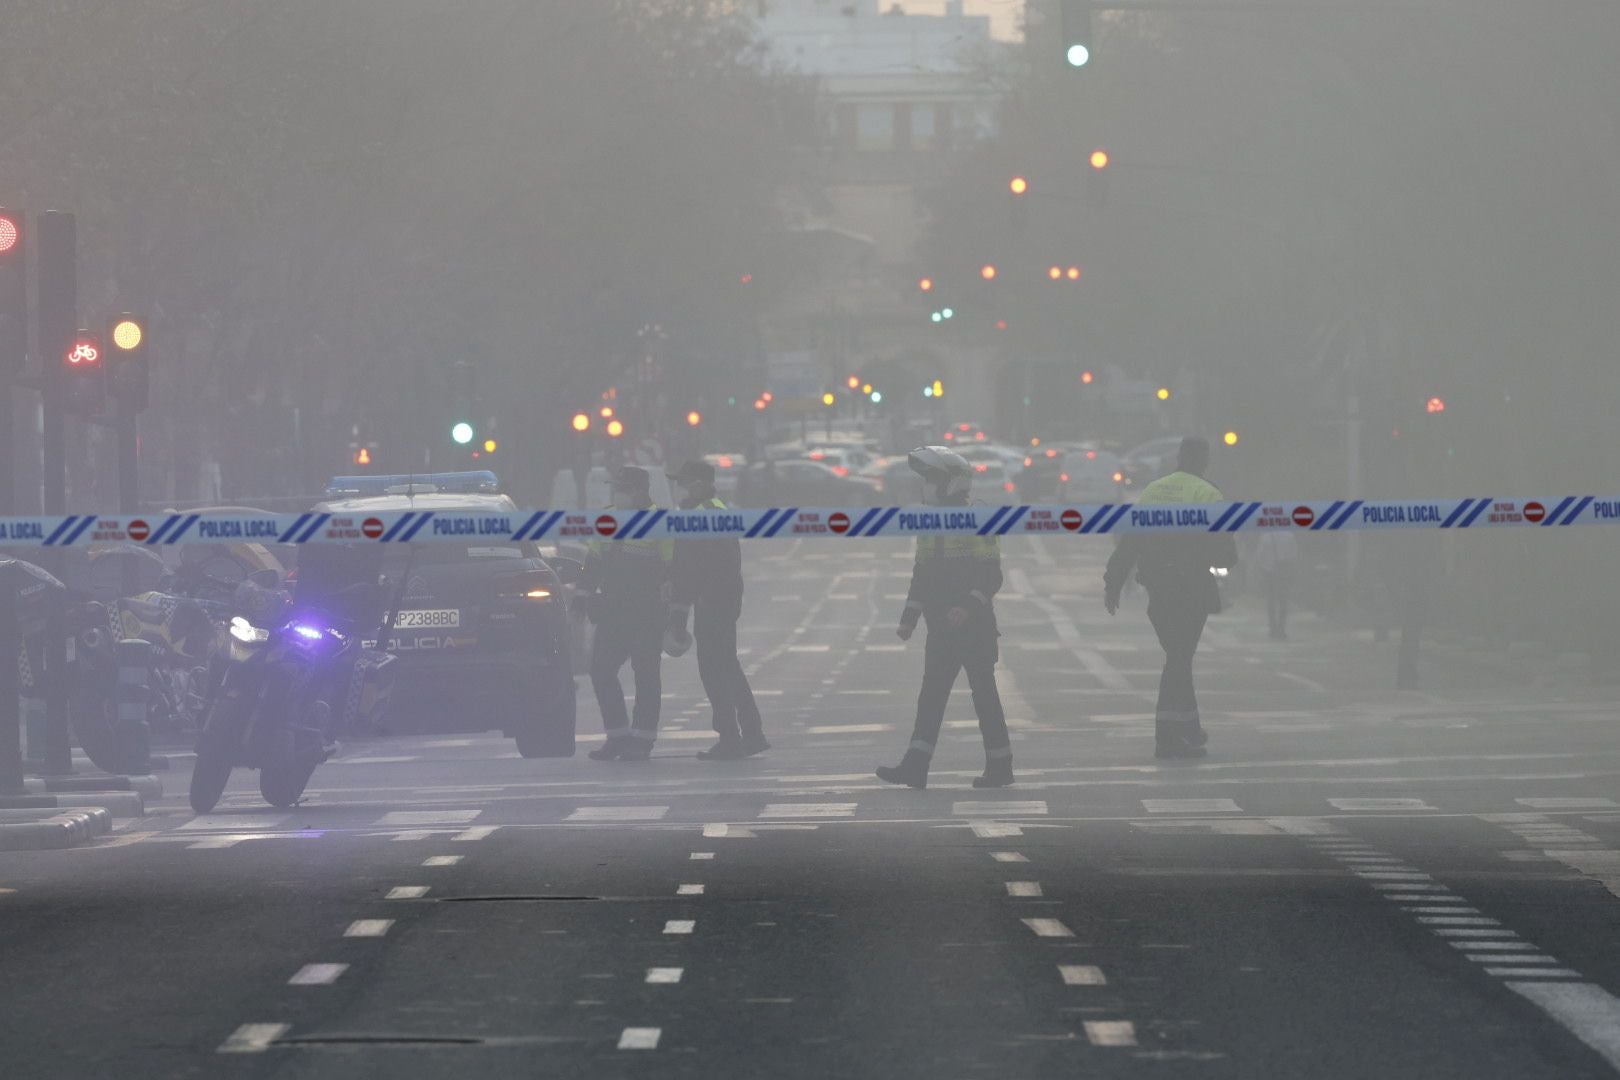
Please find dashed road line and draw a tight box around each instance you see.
[1060,965,1106,986]
[385,885,430,900]
[664,920,696,935]
[218,1023,288,1054]
[646,968,684,984]
[288,963,348,986]
[1022,918,1074,938]
[1084,1020,1137,1047]
[618,1027,662,1050]
[344,919,394,938]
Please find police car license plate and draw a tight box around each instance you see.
[395,609,460,629]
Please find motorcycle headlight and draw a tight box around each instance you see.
[230,616,270,644]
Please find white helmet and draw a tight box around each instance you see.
[907,446,974,504]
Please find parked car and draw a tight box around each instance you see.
[738,458,881,507]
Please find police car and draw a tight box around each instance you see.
[312,471,578,757]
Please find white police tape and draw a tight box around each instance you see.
[0,498,1612,549]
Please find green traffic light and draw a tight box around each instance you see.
[451,421,475,445]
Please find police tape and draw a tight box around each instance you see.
[0,498,1613,549]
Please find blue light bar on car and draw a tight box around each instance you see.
[323,471,500,498]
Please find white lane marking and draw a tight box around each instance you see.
[337,756,418,764]
[567,806,670,822]
[422,855,463,867]
[1143,798,1241,814]
[1356,872,1434,881]
[646,968,684,985]
[1276,671,1328,693]
[1451,941,1537,951]
[664,920,696,935]
[1493,969,1583,979]
[1387,895,1465,903]
[1418,916,1499,926]
[690,852,716,860]
[375,810,481,827]
[826,593,859,600]
[1466,954,1560,965]
[1517,797,1618,810]
[1404,906,1480,914]
[420,739,474,748]
[345,919,394,938]
[992,852,1029,863]
[188,837,248,849]
[805,724,892,735]
[388,831,438,843]
[1266,817,1344,835]
[769,595,802,602]
[1022,918,1074,938]
[453,826,498,842]
[954,801,1048,817]
[971,822,1023,838]
[218,1023,289,1053]
[865,644,906,652]
[760,803,857,818]
[1007,568,1131,690]
[1507,981,1620,1069]
[787,644,831,652]
[386,886,430,900]
[774,773,874,783]
[838,690,893,696]
[677,884,705,896]
[288,963,348,986]
[1006,882,1044,898]
[180,815,289,832]
[618,1027,662,1050]
[702,824,755,838]
[1060,965,1106,986]
[1434,928,1520,938]
[1328,798,1436,812]
[1370,882,1446,891]
[1084,1020,1138,1047]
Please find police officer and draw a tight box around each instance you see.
[665,460,768,760]
[1103,437,1237,759]
[582,466,672,761]
[876,447,1014,790]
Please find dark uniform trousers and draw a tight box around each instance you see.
[590,618,664,743]
[1146,597,1208,741]
[694,594,761,743]
[906,621,1012,760]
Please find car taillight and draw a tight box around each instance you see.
[1045,449,1058,458]
[1003,481,1015,493]
[974,463,988,473]
[1086,450,1097,460]
[1060,473,1070,483]
[831,465,849,477]
[1024,457,1033,468]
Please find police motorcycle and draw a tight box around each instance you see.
[188,546,400,813]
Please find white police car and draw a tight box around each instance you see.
[311,472,579,757]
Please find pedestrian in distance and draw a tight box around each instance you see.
[1103,437,1238,759]
[877,447,1014,790]
[1252,530,1301,641]
[581,466,671,762]
[665,459,769,760]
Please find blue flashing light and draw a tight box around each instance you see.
[324,471,500,498]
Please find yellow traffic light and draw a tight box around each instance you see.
[1066,265,1081,281]
[1047,265,1062,281]
[483,439,498,453]
[606,419,625,438]
[822,392,836,407]
[1156,387,1171,401]
[932,379,944,398]
[111,318,143,351]
[861,383,873,395]
[1009,176,1028,195]
[846,375,860,390]
[687,410,702,427]
[571,412,591,432]
[981,264,997,281]
[1080,370,1094,385]
[599,405,614,419]
[1090,149,1110,170]
[1223,431,1239,447]
[354,446,372,466]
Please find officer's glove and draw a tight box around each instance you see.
[896,618,916,642]
[663,623,693,658]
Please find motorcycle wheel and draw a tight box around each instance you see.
[71,684,151,776]
[188,751,233,814]
[259,760,317,808]
[515,672,577,759]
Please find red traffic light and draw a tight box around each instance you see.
[0,215,18,255]
[66,337,102,367]
[1426,396,1447,414]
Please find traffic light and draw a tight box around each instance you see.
[1087,146,1111,207]
[846,375,860,390]
[1009,177,1028,196]
[63,330,105,415]
[918,277,934,293]
[1223,431,1240,447]
[980,264,998,281]
[1426,396,1447,414]
[1060,0,1093,68]
[0,209,24,377]
[821,392,836,407]
[1080,370,1094,385]
[686,410,702,427]
[451,421,475,445]
[1156,387,1171,402]
[108,314,148,414]
[606,419,625,438]
[571,412,591,432]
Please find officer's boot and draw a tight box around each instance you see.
[589,737,628,761]
[972,754,1015,789]
[876,748,930,790]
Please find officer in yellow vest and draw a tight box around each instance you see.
[583,466,672,761]
[665,459,767,760]
[877,447,1013,789]
[1104,437,1237,758]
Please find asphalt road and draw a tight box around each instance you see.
[5,537,1620,1078]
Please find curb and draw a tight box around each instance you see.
[0,806,114,851]
[27,774,164,801]
[48,791,146,816]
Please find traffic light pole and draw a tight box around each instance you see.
[36,212,74,777]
